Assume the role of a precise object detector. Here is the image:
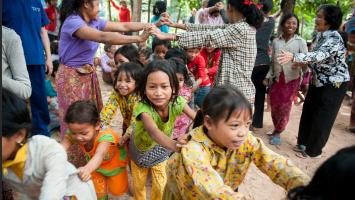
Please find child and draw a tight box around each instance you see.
[186,47,211,107]
[288,146,355,200]
[100,44,117,84]
[113,44,143,67]
[152,37,171,60]
[46,60,60,134]
[100,62,142,135]
[170,58,194,139]
[61,101,129,199]
[126,60,195,200]
[163,86,310,199]
[2,89,97,200]
[265,13,308,145]
[199,47,221,85]
[138,46,152,66]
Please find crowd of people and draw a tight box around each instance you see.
[2,0,355,199]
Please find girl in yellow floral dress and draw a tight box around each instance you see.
[164,85,310,200]
[100,62,143,135]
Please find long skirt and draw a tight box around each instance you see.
[56,64,103,167]
[270,72,300,132]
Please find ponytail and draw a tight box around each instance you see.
[228,0,264,29]
[192,110,204,129]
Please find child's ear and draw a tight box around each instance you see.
[203,115,213,131]
[95,123,100,131]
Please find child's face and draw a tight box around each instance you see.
[139,53,149,66]
[107,46,117,59]
[205,109,251,150]
[116,72,136,96]
[186,48,200,62]
[176,73,185,89]
[282,17,298,36]
[68,123,99,145]
[145,71,172,109]
[114,53,130,66]
[154,45,169,60]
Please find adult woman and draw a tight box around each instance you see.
[152,0,264,103]
[251,0,275,129]
[267,13,307,145]
[278,5,349,158]
[150,1,169,33]
[57,0,151,138]
[2,89,97,200]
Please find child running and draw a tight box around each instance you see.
[61,101,129,199]
[163,85,310,199]
[100,62,142,135]
[126,60,196,200]
[170,58,194,139]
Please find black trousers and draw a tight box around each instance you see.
[297,82,347,157]
[251,65,270,128]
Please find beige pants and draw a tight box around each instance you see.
[130,160,167,200]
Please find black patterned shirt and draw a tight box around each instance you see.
[176,21,257,103]
[293,30,349,87]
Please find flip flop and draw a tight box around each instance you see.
[269,135,281,145]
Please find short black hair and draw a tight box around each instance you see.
[208,0,222,8]
[138,46,152,60]
[317,4,343,31]
[138,60,179,104]
[65,100,99,126]
[288,146,355,200]
[280,13,300,35]
[2,89,32,138]
[153,1,166,16]
[113,62,143,93]
[259,0,273,14]
[193,85,252,129]
[114,44,142,66]
[152,37,171,52]
[169,57,193,87]
[165,47,188,65]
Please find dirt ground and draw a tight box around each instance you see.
[44,70,354,200]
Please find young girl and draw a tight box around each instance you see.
[265,13,308,145]
[163,86,310,199]
[100,62,142,135]
[113,44,143,68]
[152,37,171,60]
[199,47,221,85]
[100,44,117,84]
[2,89,96,200]
[150,0,264,103]
[61,101,129,199]
[170,58,194,139]
[126,60,195,200]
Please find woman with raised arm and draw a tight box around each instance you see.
[152,0,264,103]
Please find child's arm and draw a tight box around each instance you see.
[251,135,310,191]
[191,78,202,93]
[141,113,180,152]
[183,104,196,120]
[77,141,111,182]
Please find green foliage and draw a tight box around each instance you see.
[272,0,353,40]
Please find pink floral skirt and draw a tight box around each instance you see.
[270,72,300,132]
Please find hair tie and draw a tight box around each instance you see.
[243,0,263,9]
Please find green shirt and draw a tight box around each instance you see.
[132,96,186,151]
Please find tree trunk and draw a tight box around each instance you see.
[107,0,112,21]
[148,0,152,23]
[175,7,182,34]
[131,0,142,22]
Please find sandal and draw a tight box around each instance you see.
[292,144,306,152]
[269,135,281,145]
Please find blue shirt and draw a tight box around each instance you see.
[151,15,169,33]
[3,0,49,65]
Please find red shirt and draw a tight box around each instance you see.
[199,48,221,85]
[187,55,211,87]
[110,0,131,22]
[45,5,57,32]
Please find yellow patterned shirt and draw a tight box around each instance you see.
[164,126,310,200]
[100,90,139,134]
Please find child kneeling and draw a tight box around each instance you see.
[164,86,310,199]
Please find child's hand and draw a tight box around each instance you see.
[176,134,189,149]
[77,166,92,182]
[118,134,129,147]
